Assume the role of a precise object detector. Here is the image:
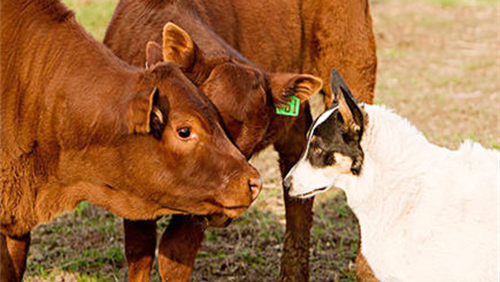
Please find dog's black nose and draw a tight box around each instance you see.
[283,175,293,193]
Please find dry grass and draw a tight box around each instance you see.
[23,0,499,281]
[373,0,499,148]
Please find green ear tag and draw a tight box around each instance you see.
[276,95,300,117]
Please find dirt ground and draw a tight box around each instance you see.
[23,0,499,281]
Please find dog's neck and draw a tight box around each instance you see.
[337,105,443,241]
[332,105,439,280]
[360,105,435,173]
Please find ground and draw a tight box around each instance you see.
[23,0,499,281]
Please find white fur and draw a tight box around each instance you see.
[287,104,500,282]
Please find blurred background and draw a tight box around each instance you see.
[24,0,499,281]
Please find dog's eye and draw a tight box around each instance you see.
[313,147,323,157]
[325,153,335,166]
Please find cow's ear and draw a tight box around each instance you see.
[330,68,364,135]
[162,22,198,70]
[145,41,164,68]
[269,73,323,107]
[127,88,168,138]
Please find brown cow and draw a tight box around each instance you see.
[0,1,262,281]
[104,0,377,281]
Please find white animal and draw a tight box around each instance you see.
[284,69,500,282]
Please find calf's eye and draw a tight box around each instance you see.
[177,127,191,139]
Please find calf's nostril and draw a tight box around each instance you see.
[248,177,262,200]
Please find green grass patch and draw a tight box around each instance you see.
[62,0,117,39]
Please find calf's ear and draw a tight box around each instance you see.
[269,73,323,107]
[330,68,364,135]
[127,88,168,138]
[145,41,164,68]
[162,22,198,70]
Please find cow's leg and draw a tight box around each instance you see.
[275,105,314,282]
[0,232,30,282]
[124,219,157,282]
[0,233,17,282]
[158,215,206,282]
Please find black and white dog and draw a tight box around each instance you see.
[284,69,499,282]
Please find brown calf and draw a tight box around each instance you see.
[0,1,261,281]
[104,0,377,281]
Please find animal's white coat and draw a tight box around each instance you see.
[287,104,500,282]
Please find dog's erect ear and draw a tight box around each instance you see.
[270,73,323,106]
[162,22,198,70]
[127,88,168,138]
[330,69,364,135]
[145,41,164,68]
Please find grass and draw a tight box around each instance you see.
[23,0,500,281]
[63,0,117,40]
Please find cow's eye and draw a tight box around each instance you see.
[177,127,191,139]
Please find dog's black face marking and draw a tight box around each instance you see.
[285,68,365,199]
[307,109,364,175]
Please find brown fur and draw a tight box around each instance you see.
[103,0,377,281]
[157,215,207,281]
[0,234,30,282]
[0,1,262,280]
[105,6,325,158]
[356,252,381,282]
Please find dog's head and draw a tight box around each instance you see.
[284,69,367,198]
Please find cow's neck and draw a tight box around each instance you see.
[0,0,146,235]
[183,9,250,63]
[3,0,140,146]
